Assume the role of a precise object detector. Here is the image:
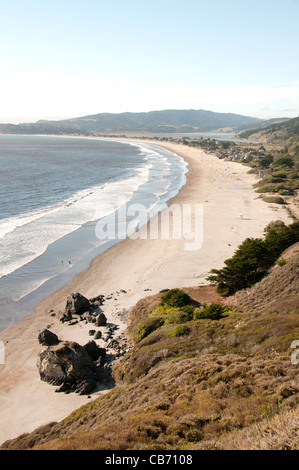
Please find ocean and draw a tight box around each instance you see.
[0,135,187,331]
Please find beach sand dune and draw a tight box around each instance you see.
[0,141,292,445]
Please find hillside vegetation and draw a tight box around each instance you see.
[0,109,261,135]
[238,116,299,145]
[2,225,299,450]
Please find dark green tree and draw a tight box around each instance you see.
[259,154,274,168]
[207,222,299,296]
[273,157,294,168]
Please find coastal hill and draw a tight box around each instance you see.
[0,109,262,135]
[238,115,299,145]
[2,227,299,450]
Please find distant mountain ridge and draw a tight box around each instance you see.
[0,109,262,135]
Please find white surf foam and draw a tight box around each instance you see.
[0,164,151,278]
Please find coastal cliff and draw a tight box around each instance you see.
[2,236,299,450]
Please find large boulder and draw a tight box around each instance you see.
[38,329,59,346]
[65,292,90,315]
[37,341,99,395]
[84,340,106,361]
[95,312,107,326]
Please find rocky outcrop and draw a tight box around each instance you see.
[84,340,106,361]
[37,292,130,395]
[65,292,90,315]
[57,292,107,326]
[37,341,101,395]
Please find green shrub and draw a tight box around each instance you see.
[277,258,287,267]
[150,305,178,316]
[263,196,285,204]
[166,324,190,338]
[194,303,227,321]
[264,221,286,233]
[136,317,165,342]
[181,304,195,315]
[255,184,280,193]
[164,310,193,325]
[272,171,287,178]
[161,289,192,308]
[273,157,294,168]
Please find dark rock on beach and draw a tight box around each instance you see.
[65,292,90,316]
[95,312,107,327]
[37,341,99,395]
[89,294,105,306]
[84,340,106,362]
[38,329,59,346]
[57,293,107,324]
[57,310,72,323]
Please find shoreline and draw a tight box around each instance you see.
[0,137,186,333]
[0,139,293,445]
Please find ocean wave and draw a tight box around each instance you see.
[0,164,151,278]
[0,140,188,330]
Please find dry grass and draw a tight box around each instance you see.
[3,352,298,450]
[1,245,299,451]
[225,242,299,314]
[218,407,299,450]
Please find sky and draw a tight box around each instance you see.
[0,0,298,123]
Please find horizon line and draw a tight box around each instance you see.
[0,108,296,126]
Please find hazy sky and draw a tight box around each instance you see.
[1,0,298,123]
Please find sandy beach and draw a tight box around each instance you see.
[0,140,293,445]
